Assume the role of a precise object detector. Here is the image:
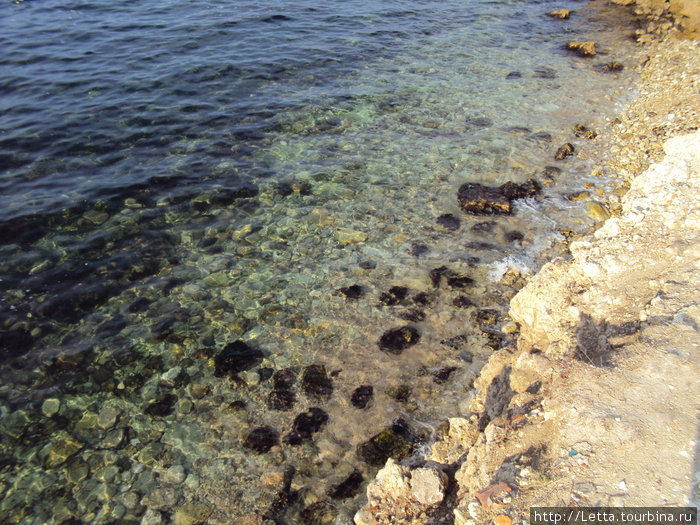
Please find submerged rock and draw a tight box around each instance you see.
[600,61,624,72]
[330,470,363,499]
[574,124,598,139]
[268,388,296,411]
[555,143,575,160]
[284,407,329,444]
[338,284,364,299]
[505,71,522,79]
[378,326,421,354]
[565,41,596,56]
[214,341,264,378]
[547,8,570,19]
[356,420,414,465]
[244,426,279,453]
[300,364,333,401]
[436,213,461,231]
[379,285,409,306]
[351,385,374,409]
[458,179,540,215]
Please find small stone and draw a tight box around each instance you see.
[585,201,610,222]
[65,459,90,484]
[214,341,264,378]
[573,124,597,139]
[143,486,180,510]
[494,515,513,525]
[378,326,421,354]
[43,437,83,469]
[555,143,575,160]
[350,386,374,409]
[163,464,186,485]
[97,406,121,430]
[410,465,448,506]
[83,209,109,225]
[356,421,413,465]
[565,41,596,57]
[101,428,126,449]
[141,508,164,525]
[601,61,624,72]
[284,407,329,444]
[173,502,213,525]
[436,214,461,231]
[336,229,367,244]
[547,8,570,19]
[244,427,279,453]
[458,179,540,215]
[301,364,333,401]
[338,285,364,299]
[42,398,61,418]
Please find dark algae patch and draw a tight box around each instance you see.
[378,326,421,354]
[213,341,265,378]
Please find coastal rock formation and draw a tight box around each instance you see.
[457,179,540,215]
[547,8,570,19]
[565,41,596,56]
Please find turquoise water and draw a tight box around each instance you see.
[0,0,640,523]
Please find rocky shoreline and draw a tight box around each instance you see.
[354,3,699,524]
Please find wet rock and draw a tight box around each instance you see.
[412,292,431,306]
[96,316,127,338]
[565,41,596,57]
[214,341,265,378]
[141,508,165,525]
[379,285,409,306]
[555,143,575,160]
[436,213,461,231]
[42,436,83,469]
[330,470,363,500]
[65,459,90,484]
[138,442,165,466]
[378,326,420,354]
[42,398,61,418]
[399,309,425,322]
[300,364,333,401]
[459,350,474,363]
[547,8,570,19]
[475,309,500,327]
[101,428,126,449]
[350,386,374,409]
[284,407,329,444]
[458,179,540,215]
[299,501,334,525]
[410,242,429,257]
[163,464,186,485]
[258,367,274,381]
[244,426,279,454]
[586,201,611,222]
[543,166,561,178]
[356,420,414,465]
[453,295,475,308]
[505,230,524,243]
[268,388,296,411]
[173,502,213,525]
[471,221,494,233]
[386,385,411,402]
[145,393,178,417]
[151,316,177,340]
[433,366,459,384]
[573,124,598,139]
[275,182,294,197]
[338,284,364,299]
[410,464,448,506]
[600,61,624,72]
[143,486,180,511]
[358,260,376,270]
[506,71,522,79]
[533,69,556,80]
[429,266,448,287]
[465,116,493,129]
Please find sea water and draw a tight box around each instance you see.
[0,0,641,522]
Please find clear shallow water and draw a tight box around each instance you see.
[0,0,640,523]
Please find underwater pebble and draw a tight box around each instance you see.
[41,398,61,418]
[162,464,186,485]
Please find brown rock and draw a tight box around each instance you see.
[555,143,575,160]
[574,124,598,139]
[458,179,540,215]
[547,8,570,19]
[565,41,596,57]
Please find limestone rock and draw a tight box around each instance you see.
[565,41,596,57]
[547,8,570,19]
[410,464,448,506]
